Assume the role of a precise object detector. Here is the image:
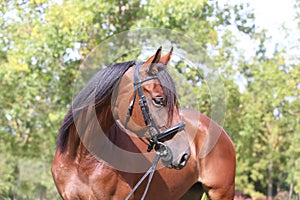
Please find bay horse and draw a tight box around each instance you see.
[51,47,236,200]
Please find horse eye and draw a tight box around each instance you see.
[152,97,166,107]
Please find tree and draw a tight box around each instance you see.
[1,0,298,199]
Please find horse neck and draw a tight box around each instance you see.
[65,102,149,170]
[65,103,115,159]
[96,104,115,132]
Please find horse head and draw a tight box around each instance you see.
[113,47,190,170]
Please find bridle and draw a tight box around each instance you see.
[124,62,186,200]
[124,62,186,152]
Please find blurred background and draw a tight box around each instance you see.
[0,0,299,199]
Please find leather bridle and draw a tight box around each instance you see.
[124,62,186,200]
[124,62,186,152]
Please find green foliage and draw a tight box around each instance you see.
[219,34,300,198]
[0,0,299,199]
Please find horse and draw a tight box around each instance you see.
[51,47,236,200]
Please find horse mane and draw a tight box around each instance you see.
[56,61,178,152]
[57,60,136,152]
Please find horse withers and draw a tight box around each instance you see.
[51,47,236,199]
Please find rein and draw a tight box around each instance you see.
[125,143,170,200]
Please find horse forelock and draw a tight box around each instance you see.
[156,65,179,126]
[57,60,136,152]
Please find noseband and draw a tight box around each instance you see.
[124,62,185,152]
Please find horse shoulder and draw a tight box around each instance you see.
[52,149,129,199]
[180,108,236,199]
[51,149,87,199]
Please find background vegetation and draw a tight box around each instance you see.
[0,0,299,199]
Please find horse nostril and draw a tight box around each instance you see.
[180,153,189,165]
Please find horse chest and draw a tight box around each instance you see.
[129,166,197,200]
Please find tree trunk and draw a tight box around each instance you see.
[288,183,293,200]
[267,162,273,200]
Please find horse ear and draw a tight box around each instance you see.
[144,46,162,64]
[144,47,162,74]
[160,46,173,65]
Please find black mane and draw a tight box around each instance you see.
[57,61,136,151]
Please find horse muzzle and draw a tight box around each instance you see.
[158,145,190,170]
